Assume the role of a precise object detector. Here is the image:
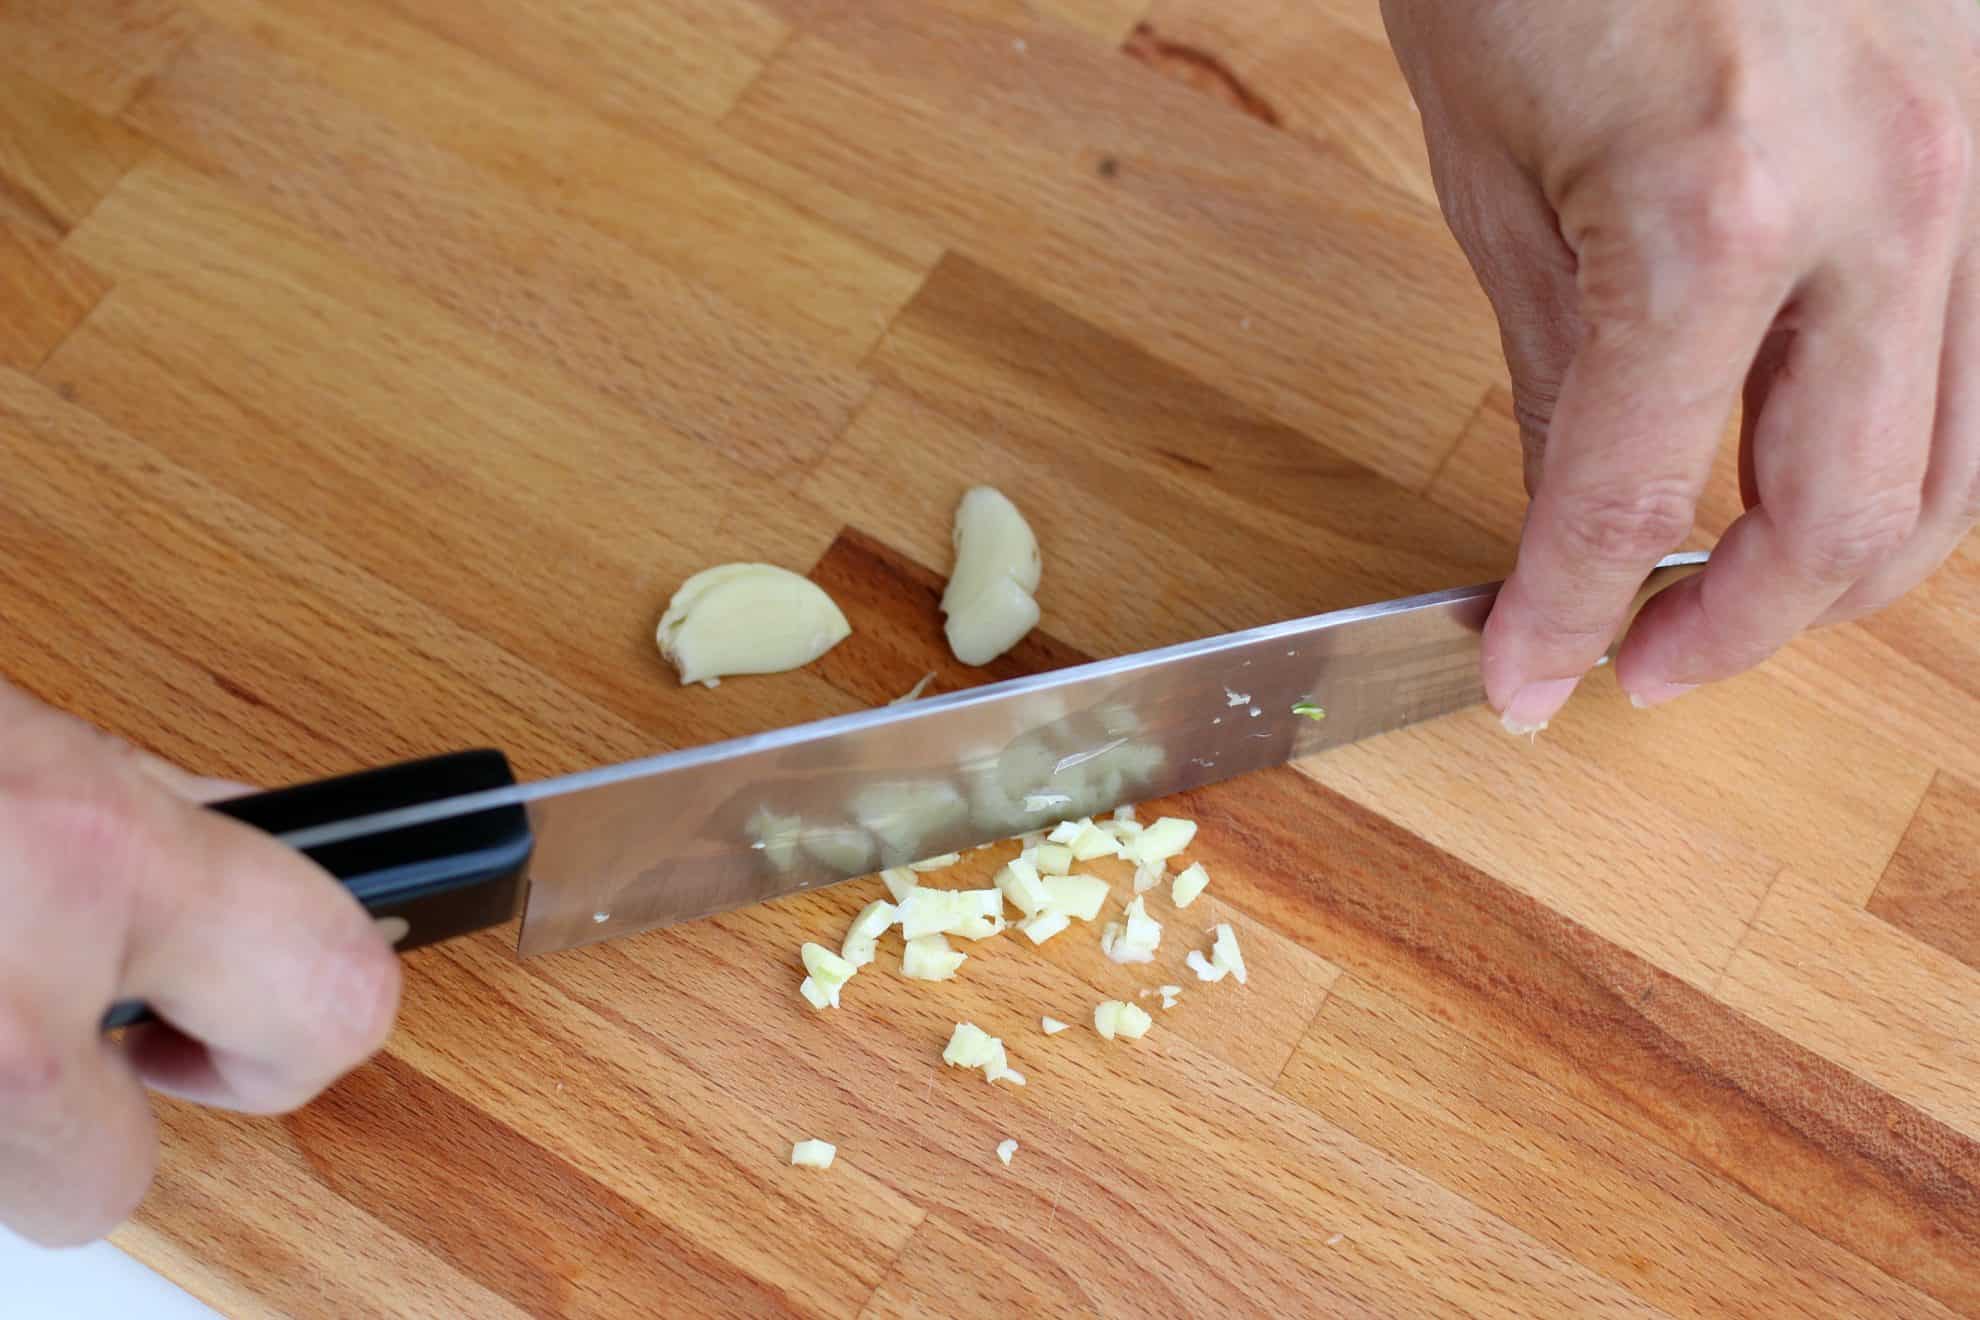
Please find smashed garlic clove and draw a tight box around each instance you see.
[1041,873,1110,923]
[791,1139,836,1168]
[657,563,850,686]
[1172,862,1210,908]
[1041,1016,1070,1035]
[1015,909,1071,944]
[903,933,966,981]
[841,899,898,968]
[1032,843,1074,876]
[1211,923,1248,984]
[996,1139,1019,1167]
[1186,948,1227,982]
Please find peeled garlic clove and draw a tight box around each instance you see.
[944,575,1040,667]
[941,486,1041,614]
[657,563,850,686]
[942,487,1042,666]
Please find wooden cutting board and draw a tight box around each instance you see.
[3,1,1977,1315]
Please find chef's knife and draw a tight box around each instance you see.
[104,552,1705,1029]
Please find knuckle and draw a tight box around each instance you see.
[8,783,146,914]
[1664,138,1795,272]
[1782,490,1921,581]
[1551,480,1697,564]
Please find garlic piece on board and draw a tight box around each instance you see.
[941,488,1042,666]
[657,563,850,686]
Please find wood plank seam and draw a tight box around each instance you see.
[1868,766,1950,904]
[1706,864,1791,999]
[853,1221,929,1320]
[1271,976,1341,1092]
[1421,383,1500,499]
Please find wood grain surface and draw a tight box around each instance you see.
[3,2,1977,1315]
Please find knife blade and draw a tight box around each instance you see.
[102,551,1704,1028]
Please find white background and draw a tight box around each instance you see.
[0,1227,218,1318]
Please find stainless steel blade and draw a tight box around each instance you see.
[277,552,1705,956]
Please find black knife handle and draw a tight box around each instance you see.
[102,749,533,1032]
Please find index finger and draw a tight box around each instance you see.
[1484,166,1795,730]
[115,790,402,1114]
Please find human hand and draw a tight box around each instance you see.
[1382,0,1980,727]
[0,681,399,1244]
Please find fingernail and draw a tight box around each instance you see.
[1499,676,1578,736]
[1627,679,1697,709]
